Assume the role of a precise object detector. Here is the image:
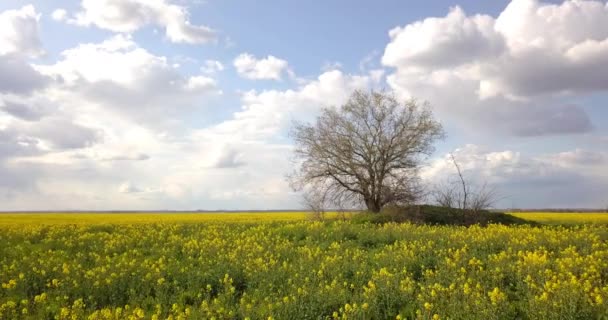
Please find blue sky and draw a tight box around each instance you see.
[0,0,607,210]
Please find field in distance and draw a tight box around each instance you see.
[0,212,312,225]
[509,211,608,224]
[0,211,608,225]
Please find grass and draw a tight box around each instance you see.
[351,205,533,226]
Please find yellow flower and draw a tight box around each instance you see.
[488,287,506,305]
[60,307,70,318]
[134,307,145,318]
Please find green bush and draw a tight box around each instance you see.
[354,205,534,226]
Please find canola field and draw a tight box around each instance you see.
[510,212,608,225]
[0,213,607,319]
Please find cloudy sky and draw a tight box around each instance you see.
[0,0,607,210]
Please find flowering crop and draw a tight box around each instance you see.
[0,214,607,319]
[510,212,608,225]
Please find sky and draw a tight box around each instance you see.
[0,0,607,210]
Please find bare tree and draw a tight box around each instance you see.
[433,182,458,208]
[469,182,500,212]
[302,187,328,221]
[289,90,444,213]
[450,153,469,211]
[433,153,500,213]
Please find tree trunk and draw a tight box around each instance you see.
[366,199,381,213]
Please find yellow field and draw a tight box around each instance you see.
[0,212,313,226]
[1,211,607,226]
[1,211,607,319]
[509,212,608,224]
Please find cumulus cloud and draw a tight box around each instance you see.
[201,59,224,74]
[34,35,219,126]
[8,117,101,151]
[383,7,504,69]
[51,9,67,22]
[385,66,594,136]
[126,69,379,209]
[71,0,216,44]
[101,153,150,161]
[0,5,43,56]
[0,127,42,158]
[233,53,291,80]
[118,181,144,193]
[0,5,49,95]
[383,0,608,136]
[208,147,245,169]
[0,101,48,121]
[0,57,50,95]
[0,31,225,209]
[510,103,593,136]
[200,69,376,142]
[385,0,608,97]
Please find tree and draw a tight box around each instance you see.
[289,89,444,213]
[302,186,328,221]
[432,153,500,213]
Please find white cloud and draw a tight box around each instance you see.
[385,65,593,136]
[201,59,224,74]
[118,181,143,193]
[72,0,216,44]
[359,50,380,71]
[0,5,43,57]
[383,0,607,136]
[202,69,375,142]
[321,61,343,72]
[25,117,102,150]
[0,32,227,209]
[111,69,378,209]
[51,9,67,22]
[0,5,50,99]
[0,100,48,122]
[0,56,50,94]
[100,152,150,161]
[34,35,219,126]
[233,53,290,80]
[207,146,245,169]
[185,75,217,92]
[383,7,504,70]
[486,0,608,97]
[384,0,608,97]
[37,35,163,85]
